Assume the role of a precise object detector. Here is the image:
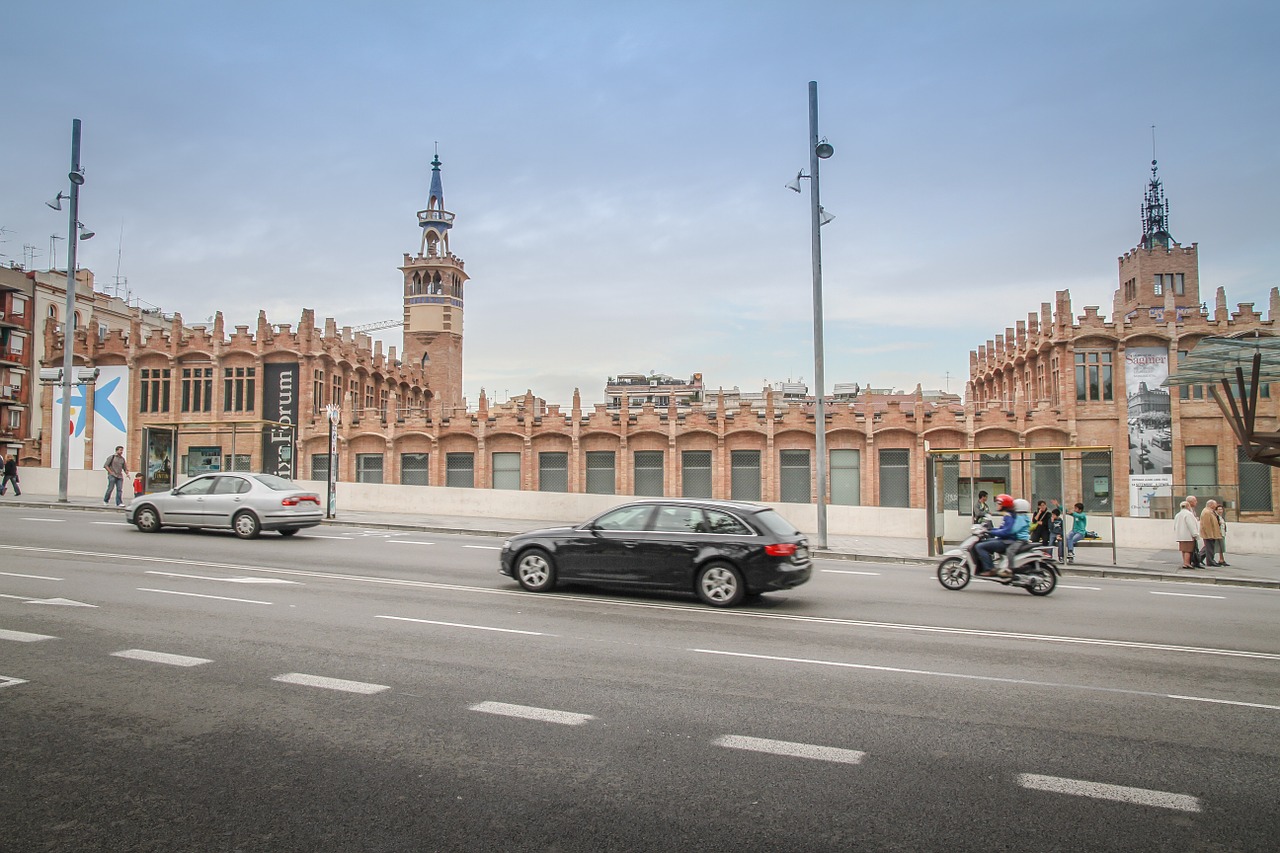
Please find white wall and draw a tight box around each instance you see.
[14,467,1276,554]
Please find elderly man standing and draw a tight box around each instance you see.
[1173,495,1201,569]
[1199,499,1222,568]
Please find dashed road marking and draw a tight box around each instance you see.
[137,588,272,605]
[91,521,131,526]
[463,545,501,550]
[387,540,436,546]
[272,673,390,694]
[822,569,881,576]
[20,517,64,523]
[111,649,213,667]
[1060,585,1102,590]
[714,735,865,765]
[0,675,28,688]
[145,571,299,585]
[375,614,552,636]
[0,629,58,642]
[1016,773,1202,812]
[0,572,62,580]
[470,701,593,726]
[1151,591,1226,600]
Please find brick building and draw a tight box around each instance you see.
[0,265,35,455]
[36,156,1280,519]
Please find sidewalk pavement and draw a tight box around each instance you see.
[4,492,1277,590]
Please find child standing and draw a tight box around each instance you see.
[133,472,145,500]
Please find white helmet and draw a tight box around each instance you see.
[1012,499,1031,513]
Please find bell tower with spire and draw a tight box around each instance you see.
[401,151,469,407]
[1113,155,1200,323]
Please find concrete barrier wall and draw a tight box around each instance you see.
[13,467,1275,554]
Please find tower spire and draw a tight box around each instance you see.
[418,148,454,257]
[1140,130,1173,250]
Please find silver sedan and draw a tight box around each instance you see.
[126,472,324,538]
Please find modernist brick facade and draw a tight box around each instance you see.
[31,157,1280,520]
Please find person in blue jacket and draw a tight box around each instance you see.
[976,494,1031,577]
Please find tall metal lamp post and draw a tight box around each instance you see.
[787,82,835,548]
[51,119,88,503]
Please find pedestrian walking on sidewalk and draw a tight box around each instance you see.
[1199,499,1222,568]
[1214,504,1230,566]
[103,445,128,506]
[1173,495,1201,568]
[0,454,19,496]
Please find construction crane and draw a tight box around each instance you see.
[353,319,402,333]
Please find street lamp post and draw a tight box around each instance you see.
[57,119,85,503]
[807,82,832,548]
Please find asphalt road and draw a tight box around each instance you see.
[2,506,1277,852]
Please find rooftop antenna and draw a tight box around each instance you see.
[112,221,125,298]
[23,244,39,269]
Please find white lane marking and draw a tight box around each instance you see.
[3,544,1275,661]
[91,521,131,526]
[1060,585,1102,591]
[1151,591,1226,600]
[1,675,29,688]
[0,571,62,580]
[272,673,389,694]
[463,545,501,550]
[111,649,213,667]
[387,540,436,546]
[1016,773,1202,813]
[375,614,552,636]
[20,517,64,523]
[715,735,865,765]
[822,569,882,576]
[137,588,272,605]
[691,648,1280,712]
[0,628,58,642]
[0,593,96,607]
[470,701,593,726]
[307,534,354,540]
[145,571,299,585]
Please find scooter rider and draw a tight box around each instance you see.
[975,495,1031,577]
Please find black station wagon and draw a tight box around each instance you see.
[499,499,812,607]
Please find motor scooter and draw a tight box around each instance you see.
[937,524,1059,596]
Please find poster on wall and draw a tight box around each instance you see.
[49,382,87,470]
[1125,347,1173,516]
[92,365,130,465]
[143,427,175,492]
[262,362,299,479]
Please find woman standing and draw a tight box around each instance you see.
[1214,503,1229,567]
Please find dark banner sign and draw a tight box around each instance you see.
[143,427,175,492]
[262,362,299,479]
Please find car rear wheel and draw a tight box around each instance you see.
[515,548,556,592]
[695,561,745,607]
[134,505,161,533]
[233,510,261,539]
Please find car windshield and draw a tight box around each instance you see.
[751,508,800,538]
[250,473,300,491]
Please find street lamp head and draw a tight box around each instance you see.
[818,206,834,226]
[815,140,834,160]
[45,192,66,211]
[785,173,804,193]
[78,224,95,240]
[68,170,85,185]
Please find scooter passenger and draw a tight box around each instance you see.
[976,495,1031,577]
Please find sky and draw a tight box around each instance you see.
[3,1,1278,406]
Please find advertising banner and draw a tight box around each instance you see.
[1125,346,1173,516]
[49,382,87,470]
[92,365,130,465]
[143,427,175,492]
[262,362,299,479]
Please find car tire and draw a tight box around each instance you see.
[695,561,745,607]
[515,548,556,593]
[278,528,299,537]
[133,505,161,533]
[232,511,261,540]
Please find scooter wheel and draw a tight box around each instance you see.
[1025,563,1057,596]
[938,557,970,590]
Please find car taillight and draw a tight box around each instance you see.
[765,543,797,557]
[282,495,320,506]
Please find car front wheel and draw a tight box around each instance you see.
[134,505,161,533]
[232,511,261,539]
[515,548,556,592]
[695,561,745,607]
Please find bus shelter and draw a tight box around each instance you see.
[136,419,298,493]
[924,445,1117,564]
